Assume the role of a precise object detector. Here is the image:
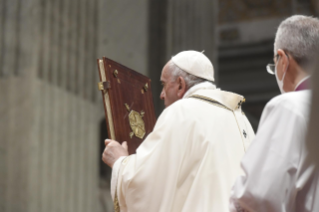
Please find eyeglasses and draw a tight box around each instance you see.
[266,53,288,75]
[266,64,276,75]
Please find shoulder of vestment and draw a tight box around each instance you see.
[263,90,311,120]
[186,89,245,111]
[266,90,311,109]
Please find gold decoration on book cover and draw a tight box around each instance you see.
[125,103,146,139]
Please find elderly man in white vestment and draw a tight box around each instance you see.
[102,50,255,212]
[230,15,319,212]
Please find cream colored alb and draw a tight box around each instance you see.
[111,82,254,212]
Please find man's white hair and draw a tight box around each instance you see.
[275,15,319,69]
[167,60,207,88]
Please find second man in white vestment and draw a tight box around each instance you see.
[103,51,255,212]
[230,15,319,212]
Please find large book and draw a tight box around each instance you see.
[97,57,156,154]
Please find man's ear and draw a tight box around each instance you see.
[277,49,289,72]
[177,76,187,97]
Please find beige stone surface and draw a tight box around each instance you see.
[0,0,106,211]
[98,0,149,77]
[27,80,100,212]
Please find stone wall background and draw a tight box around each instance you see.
[1,0,102,211]
[0,0,150,211]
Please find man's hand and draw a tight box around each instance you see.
[102,139,129,168]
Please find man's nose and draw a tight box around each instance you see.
[160,90,165,100]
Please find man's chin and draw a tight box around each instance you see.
[164,99,178,108]
[164,102,170,108]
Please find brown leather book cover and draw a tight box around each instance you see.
[97,57,156,154]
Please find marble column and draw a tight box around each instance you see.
[148,0,218,115]
[0,0,101,211]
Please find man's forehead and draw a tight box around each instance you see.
[161,65,171,81]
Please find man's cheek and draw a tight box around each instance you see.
[164,99,170,108]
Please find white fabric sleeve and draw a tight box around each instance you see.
[111,156,126,200]
[115,102,203,211]
[230,97,307,212]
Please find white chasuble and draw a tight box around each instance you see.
[112,82,255,212]
[230,90,319,212]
